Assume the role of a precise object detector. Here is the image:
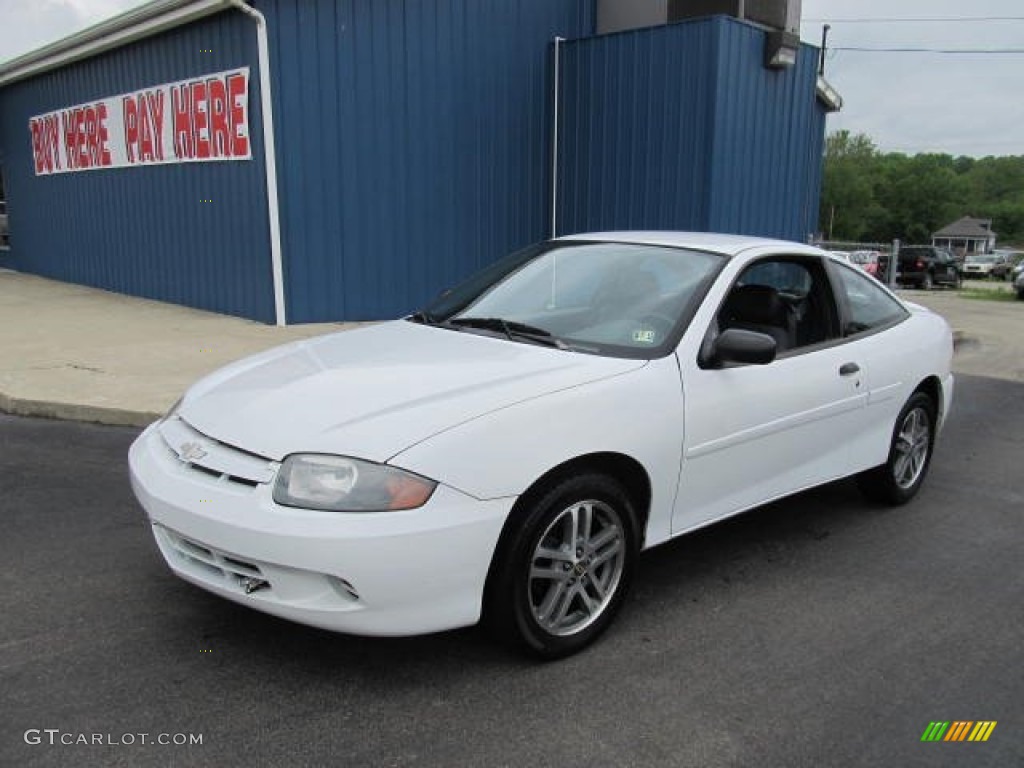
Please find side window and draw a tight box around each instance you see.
[739,261,811,295]
[718,257,839,355]
[834,264,908,335]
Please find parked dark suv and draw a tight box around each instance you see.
[878,245,961,289]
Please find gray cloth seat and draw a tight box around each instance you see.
[719,284,796,352]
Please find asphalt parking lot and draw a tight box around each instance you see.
[2,374,1021,768]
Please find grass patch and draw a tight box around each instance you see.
[960,288,1019,302]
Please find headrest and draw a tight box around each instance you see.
[723,284,783,324]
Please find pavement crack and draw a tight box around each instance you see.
[66,363,105,374]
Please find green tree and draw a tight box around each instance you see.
[873,154,965,244]
[819,130,882,241]
[819,131,1024,246]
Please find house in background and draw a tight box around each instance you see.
[932,216,996,257]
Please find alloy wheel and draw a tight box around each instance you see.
[527,499,625,637]
[893,406,931,490]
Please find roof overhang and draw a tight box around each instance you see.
[0,0,233,88]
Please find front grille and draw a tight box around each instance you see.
[158,417,276,487]
[157,526,270,593]
[154,526,362,604]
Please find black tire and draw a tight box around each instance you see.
[484,473,638,659]
[857,392,937,505]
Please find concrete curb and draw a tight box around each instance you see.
[0,393,157,428]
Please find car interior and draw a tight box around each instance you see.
[714,258,839,358]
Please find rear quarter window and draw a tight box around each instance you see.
[834,264,909,335]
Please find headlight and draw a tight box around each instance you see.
[273,454,437,512]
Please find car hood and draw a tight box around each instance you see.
[179,320,646,462]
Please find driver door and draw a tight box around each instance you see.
[672,255,869,534]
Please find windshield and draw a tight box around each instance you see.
[416,241,724,358]
[968,255,995,263]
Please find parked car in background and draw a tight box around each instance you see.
[963,253,1006,280]
[878,245,961,289]
[1015,269,1024,300]
[129,232,955,658]
[990,250,1023,281]
[850,250,881,278]
[829,251,853,264]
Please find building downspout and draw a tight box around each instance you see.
[550,36,564,239]
[227,0,286,325]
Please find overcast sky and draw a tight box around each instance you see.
[1,0,1022,158]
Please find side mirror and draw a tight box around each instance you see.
[708,328,777,367]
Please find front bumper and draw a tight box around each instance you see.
[129,422,513,636]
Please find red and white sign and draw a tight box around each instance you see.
[28,67,252,175]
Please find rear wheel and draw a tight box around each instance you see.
[857,392,936,505]
[485,474,638,659]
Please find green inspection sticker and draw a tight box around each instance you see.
[632,329,656,344]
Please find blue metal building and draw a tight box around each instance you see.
[556,16,826,240]
[0,0,833,324]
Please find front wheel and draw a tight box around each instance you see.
[485,474,638,659]
[857,392,936,505]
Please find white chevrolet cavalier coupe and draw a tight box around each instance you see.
[130,233,954,658]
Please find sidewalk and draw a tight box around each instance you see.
[0,271,1015,430]
[0,270,355,427]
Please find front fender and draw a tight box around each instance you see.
[389,355,684,548]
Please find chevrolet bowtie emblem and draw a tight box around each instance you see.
[180,441,208,462]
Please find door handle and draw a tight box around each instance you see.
[839,362,860,376]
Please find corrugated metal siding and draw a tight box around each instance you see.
[557,18,719,234]
[707,19,823,240]
[258,0,595,322]
[0,11,274,321]
[557,15,825,242]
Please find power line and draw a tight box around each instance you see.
[803,16,1024,23]
[832,47,1024,54]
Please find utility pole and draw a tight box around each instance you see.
[819,25,830,76]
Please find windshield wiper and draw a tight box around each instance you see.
[448,317,566,348]
[407,310,438,325]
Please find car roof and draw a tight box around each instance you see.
[556,231,820,258]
